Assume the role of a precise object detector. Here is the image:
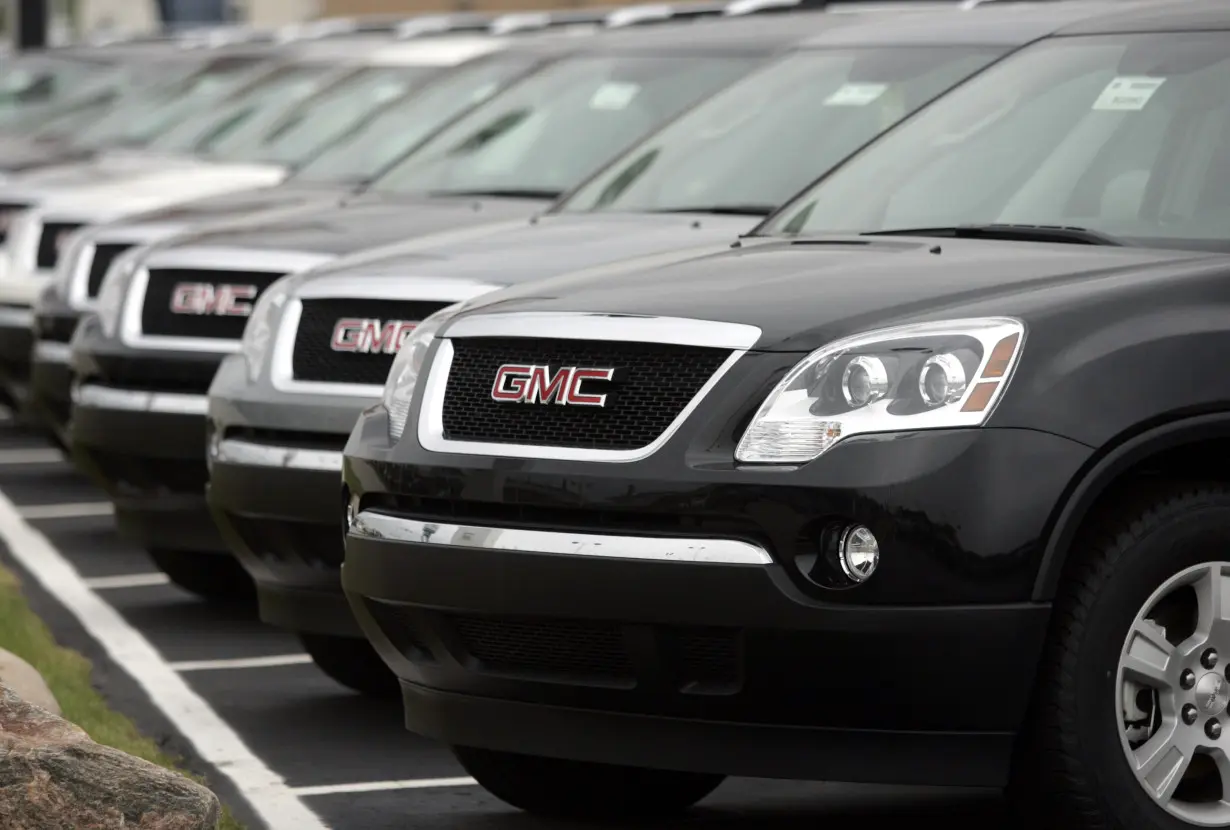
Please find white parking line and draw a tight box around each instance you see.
[0,447,65,465]
[0,486,330,830]
[171,654,314,672]
[20,502,114,520]
[292,777,478,797]
[82,572,170,590]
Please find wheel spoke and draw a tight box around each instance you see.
[1194,563,1230,638]
[1212,748,1230,799]
[1133,725,1192,805]
[1123,618,1176,689]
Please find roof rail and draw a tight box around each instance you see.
[605,2,729,27]
[489,8,617,35]
[395,13,497,39]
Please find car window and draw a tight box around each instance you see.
[370,53,760,199]
[210,64,439,166]
[148,62,338,155]
[70,58,270,150]
[560,46,1002,215]
[764,32,1230,251]
[294,53,541,185]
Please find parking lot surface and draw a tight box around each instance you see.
[0,411,1008,830]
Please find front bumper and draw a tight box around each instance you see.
[28,304,81,440]
[69,380,223,554]
[342,409,1092,787]
[206,355,376,635]
[0,304,35,404]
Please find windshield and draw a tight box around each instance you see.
[560,46,1002,215]
[294,53,541,185]
[762,32,1230,251]
[0,55,104,113]
[148,62,337,156]
[370,53,759,198]
[69,57,270,150]
[209,64,439,166]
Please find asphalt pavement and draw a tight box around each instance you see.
[0,411,1010,829]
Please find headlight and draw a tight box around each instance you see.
[51,233,90,300]
[735,317,1025,464]
[239,277,292,383]
[94,246,146,339]
[384,303,466,443]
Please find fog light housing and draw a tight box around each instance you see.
[838,525,879,583]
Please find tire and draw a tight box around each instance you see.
[453,746,725,820]
[299,632,399,698]
[1011,482,1230,829]
[148,549,256,605]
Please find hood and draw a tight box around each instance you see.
[16,163,291,224]
[307,212,754,285]
[170,195,548,258]
[0,137,94,178]
[6,153,211,189]
[455,236,1221,352]
[109,181,350,228]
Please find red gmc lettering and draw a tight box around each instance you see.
[490,364,615,407]
[330,318,417,354]
[169,283,258,317]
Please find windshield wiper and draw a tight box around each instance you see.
[860,223,1126,247]
[429,188,563,200]
[651,205,776,217]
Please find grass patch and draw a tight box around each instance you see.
[0,563,245,830]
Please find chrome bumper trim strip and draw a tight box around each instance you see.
[347,511,773,565]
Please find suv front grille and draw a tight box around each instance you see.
[86,243,135,297]
[441,337,731,451]
[37,222,84,270]
[140,267,286,340]
[291,298,449,385]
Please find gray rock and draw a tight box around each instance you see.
[0,648,61,716]
[0,683,220,829]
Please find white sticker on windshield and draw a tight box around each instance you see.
[589,82,641,111]
[1092,76,1166,111]
[823,82,888,107]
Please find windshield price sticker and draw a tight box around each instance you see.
[1092,76,1166,111]
[589,82,641,111]
[823,82,889,107]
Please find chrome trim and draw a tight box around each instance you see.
[119,247,332,353]
[72,384,208,416]
[32,340,71,364]
[64,224,184,310]
[269,276,502,398]
[348,511,773,565]
[418,313,757,462]
[0,306,33,328]
[212,438,342,471]
[442,312,762,350]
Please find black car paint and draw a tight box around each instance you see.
[339,233,1230,785]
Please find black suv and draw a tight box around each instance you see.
[341,2,1230,826]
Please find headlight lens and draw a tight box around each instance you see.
[240,277,292,383]
[94,246,146,339]
[735,317,1025,464]
[384,303,465,443]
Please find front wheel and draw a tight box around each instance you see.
[1013,484,1230,829]
[454,746,725,820]
[299,632,399,698]
[148,549,255,605]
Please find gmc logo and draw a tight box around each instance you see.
[330,318,417,355]
[170,283,258,317]
[491,364,616,407]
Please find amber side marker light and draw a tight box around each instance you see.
[961,332,1021,413]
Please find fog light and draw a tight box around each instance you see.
[838,525,879,582]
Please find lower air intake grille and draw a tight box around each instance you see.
[450,614,634,683]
